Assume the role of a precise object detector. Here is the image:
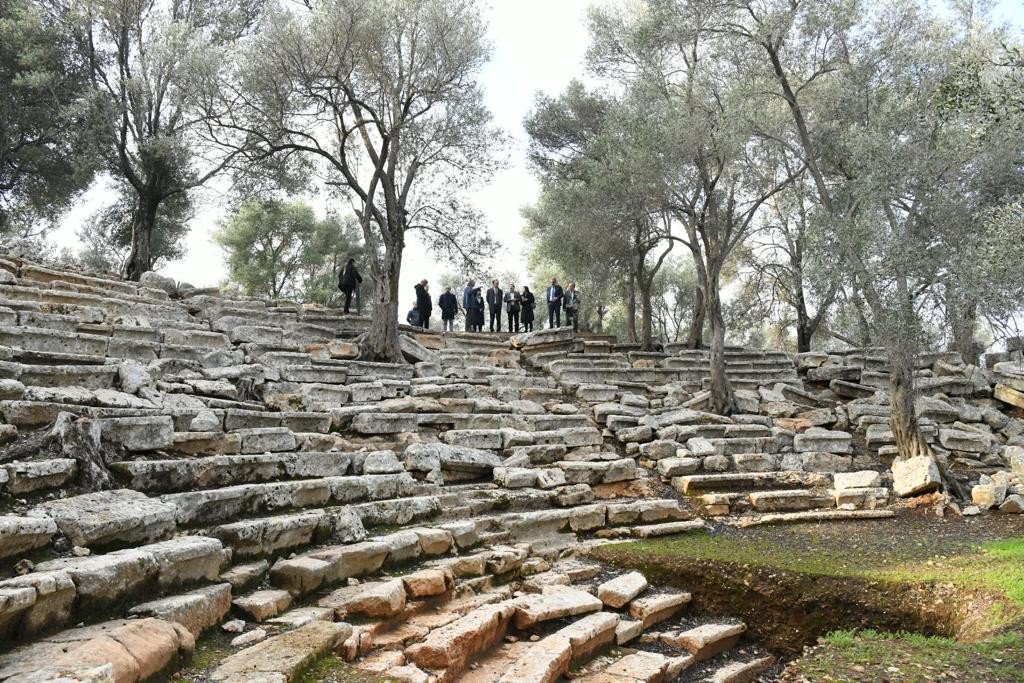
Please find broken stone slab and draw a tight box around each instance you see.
[0,515,58,560]
[403,442,502,478]
[664,622,746,661]
[29,489,177,548]
[232,589,293,622]
[98,415,174,451]
[210,621,352,683]
[318,579,407,619]
[129,583,232,636]
[598,571,648,609]
[2,458,77,495]
[938,428,990,453]
[405,602,516,672]
[631,520,706,538]
[553,611,619,662]
[627,591,691,629]
[0,568,76,638]
[656,456,700,478]
[891,456,941,497]
[512,585,603,629]
[402,567,455,598]
[496,634,572,683]
[833,470,882,489]
[706,655,776,683]
[235,427,297,454]
[792,428,852,454]
[0,617,195,683]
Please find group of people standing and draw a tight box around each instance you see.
[340,260,582,334]
[408,277,581,334]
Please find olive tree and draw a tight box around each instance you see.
[82,0,260,280]
[223,0,502,362]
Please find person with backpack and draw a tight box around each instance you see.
[337,258,362,314]
[504,283,521,333]
[414,280,432,329]
[438,286,458,332]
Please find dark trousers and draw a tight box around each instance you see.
[547,303,561,328]
[507,310,519,333]
[488,305,502,332]
[341,288,353,313]
[565,307,578,332]
[522,320,533,332]
[419,315,430,329]
[442,317,454,331]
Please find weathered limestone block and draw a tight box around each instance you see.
[598,571,648,609]
[236,427,297,454]
[793,428,852,454]
[0,569,76,637]
[3,458,77,494]
[513,585,603,629]
[0,515,58,559]
[30,489,176,548]
[891,456,941,497]
[99,415,174,451]
[232,589,292,622]
[665,622,746,662]
[129,583,232,636]
[35,548,158,612]
[497,635,572,683]
[938,428,990,453]
[405,603,516,672]
[210,621,351,683]
[833,471,882,489]
[319,579,407,619]
[628,591,691,629]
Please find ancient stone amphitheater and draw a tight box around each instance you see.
[0,255,1021,683]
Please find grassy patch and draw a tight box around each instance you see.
[792,629,1024,682]
[296,655,398,683]
[595,528,1024,628]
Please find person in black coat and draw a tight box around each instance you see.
[438,287,458,332]
[337,258,362,313]
[486,279,504,332]
[520,286,536,332]
[414,280,432,329]
[470,287,485,332]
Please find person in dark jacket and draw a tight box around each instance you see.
[470,287,485,332]
[414,280,432,329]
[462,278,476,331]
[486,280,504,332]
[338,258,362,313]
[504,284,521,333]
[438,287,458,332]
[546,278,564,328]
[563,282,581,332]
[520,286,536,332]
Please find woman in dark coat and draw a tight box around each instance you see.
[520,286,536,332]
[470,287,485,332]
[338,258,362,313]
[414,280,432,329]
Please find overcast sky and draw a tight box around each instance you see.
[51,0,1024,309]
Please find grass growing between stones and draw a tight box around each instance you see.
[295,655,397,683]
[786,629,1024,682]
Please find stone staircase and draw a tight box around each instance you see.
[0,255,779,682]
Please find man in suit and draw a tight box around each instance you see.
[486,279,504,332]
[462,278,476,331]
[504,283,521,333]
[546,277,564,329]
[563,281,581,332]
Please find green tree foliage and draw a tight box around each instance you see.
[0,0,98,238]
[214,199,363,301]
[82,0,260,279]
[226,0,503,362]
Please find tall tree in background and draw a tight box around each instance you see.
[736,0,1024,483]
[215,198,364,301]
[0,0,98,239]
[525,83,675,350]
[226,0,502,362]
[587,0,798,414]
[83,0,259,280]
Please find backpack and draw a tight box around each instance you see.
[406,308,420,325]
